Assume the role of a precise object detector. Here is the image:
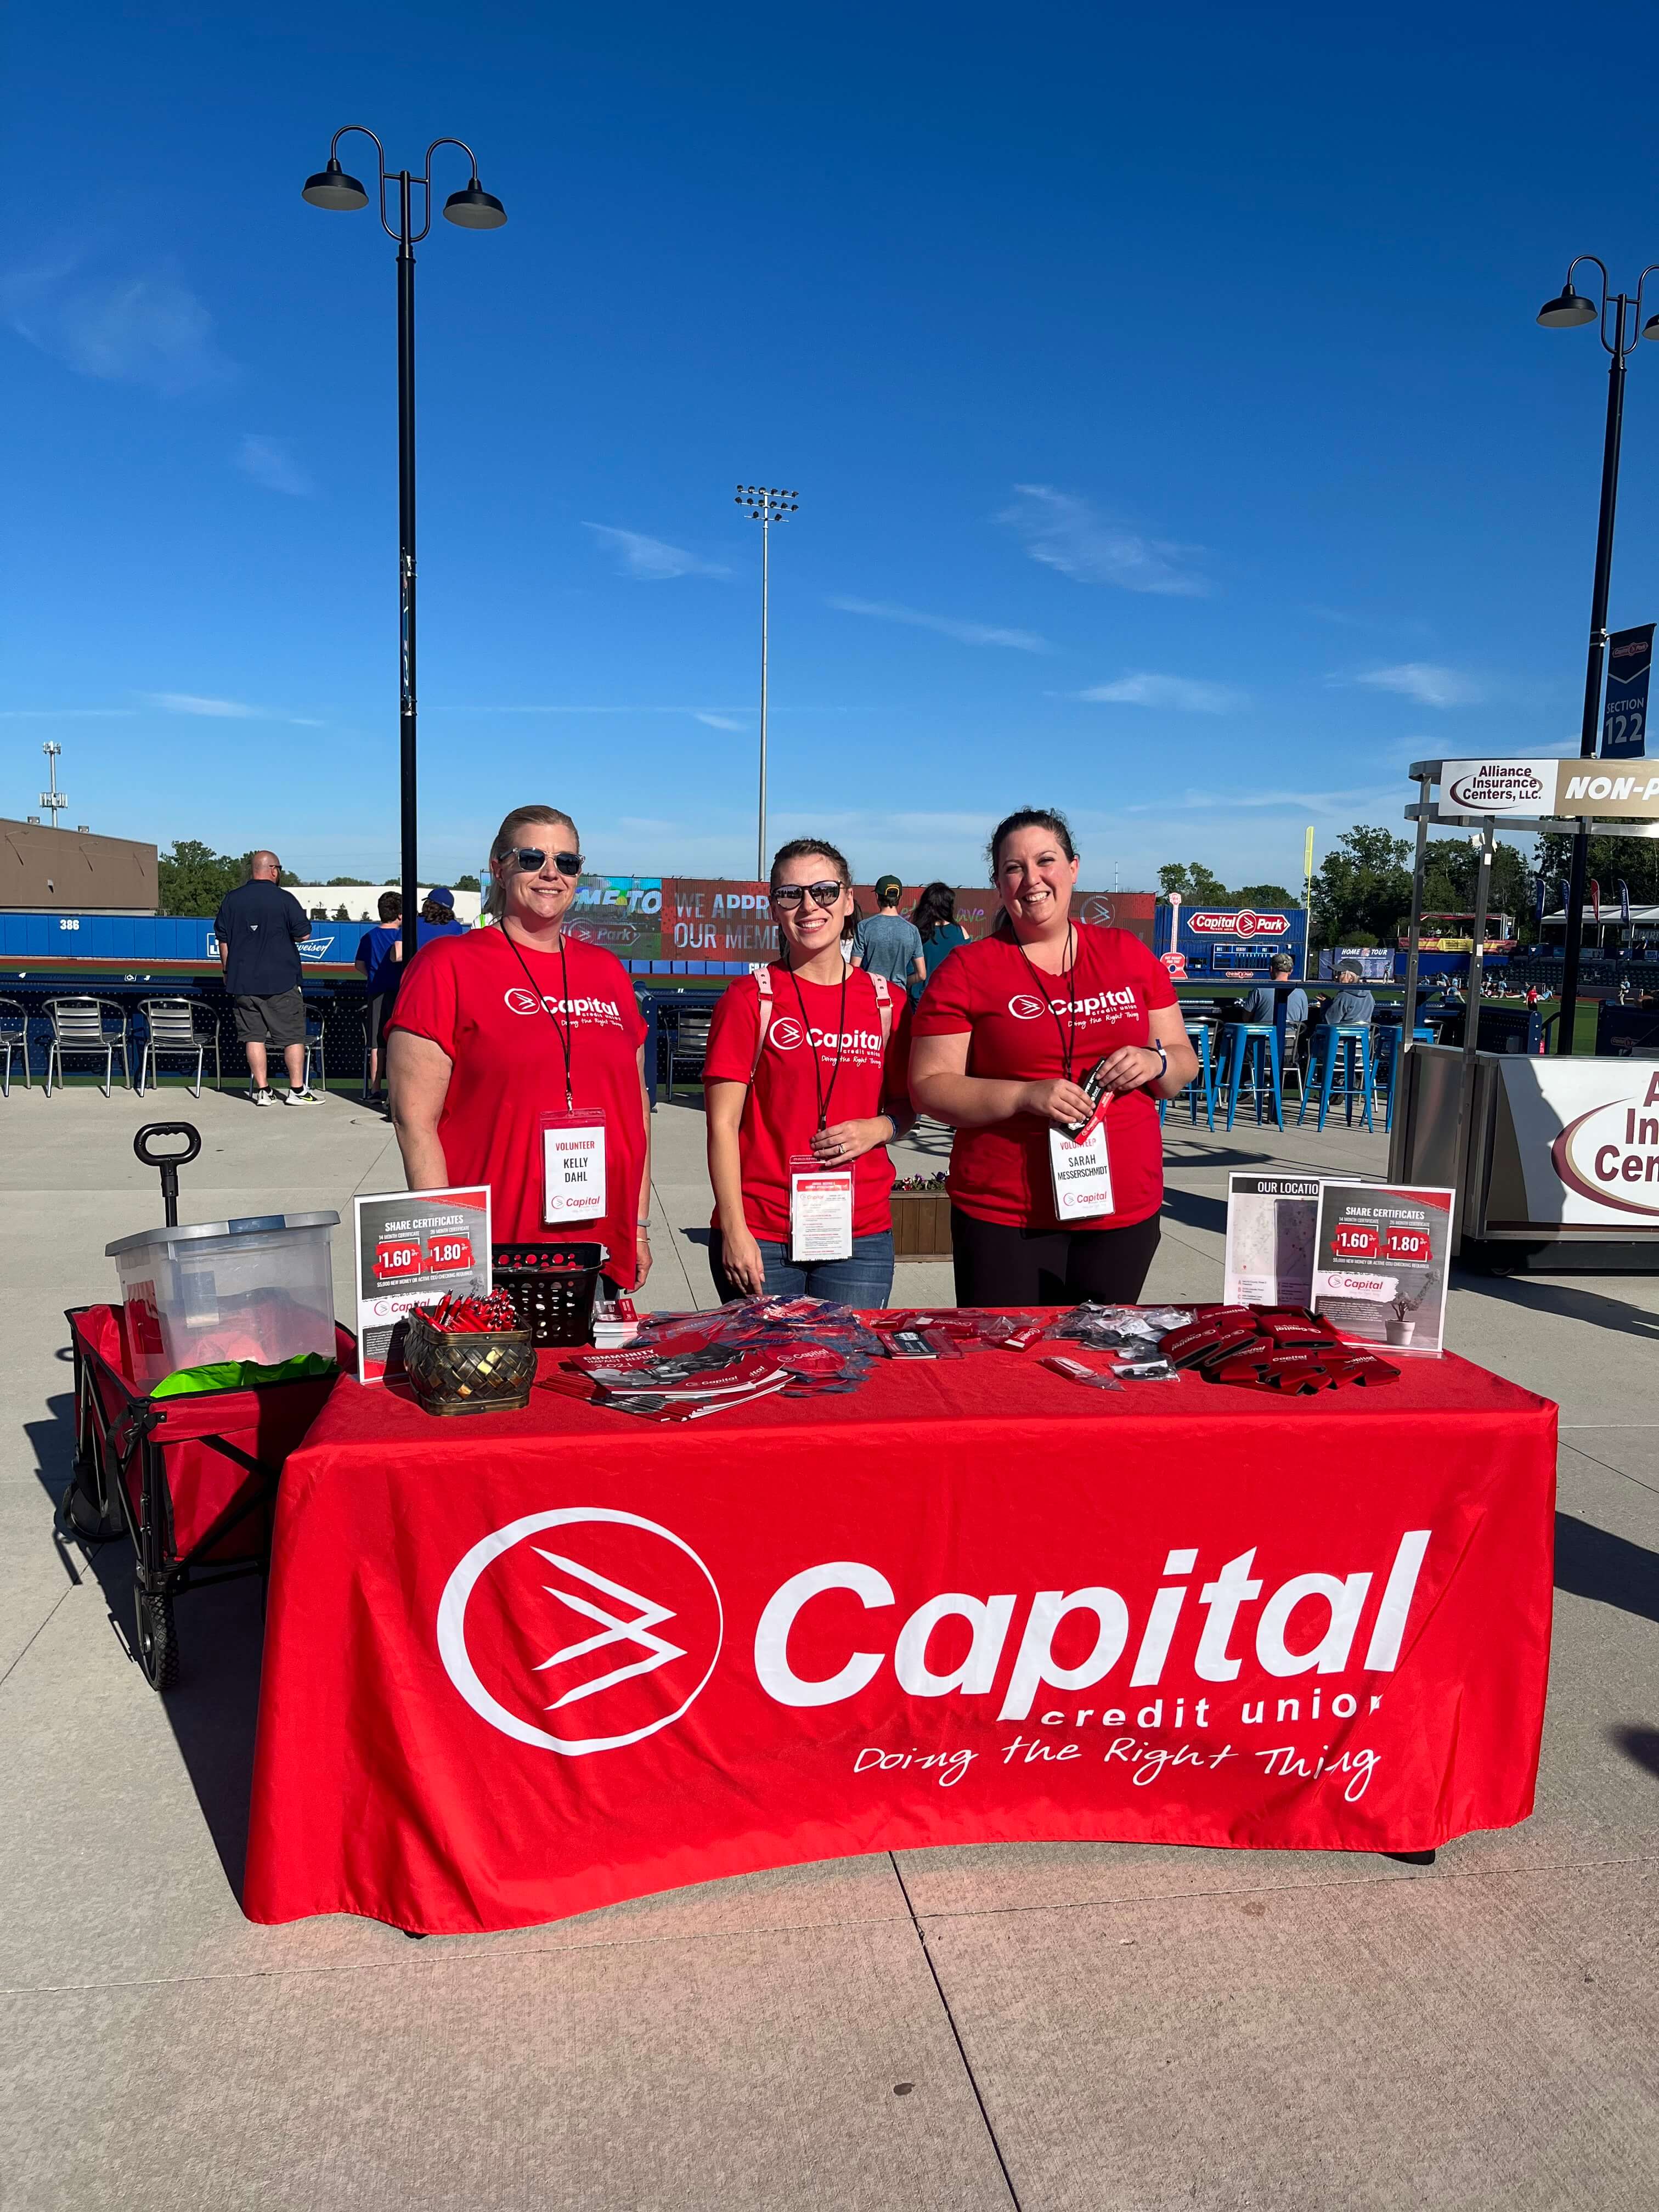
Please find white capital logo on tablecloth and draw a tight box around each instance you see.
[437,1508,724,1755]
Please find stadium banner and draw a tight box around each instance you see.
[1601,624,1654,760]
[564,876,664,962]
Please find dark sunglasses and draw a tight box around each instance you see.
[771,881,845,910]
[504,847,583,878]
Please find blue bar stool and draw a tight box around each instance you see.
[1375,1023,1435,1134]
[1300,1024,1375,1131]
[1160,1022,1216,1131]
[1218,1022,1283,1130]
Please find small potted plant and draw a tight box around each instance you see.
[1386,1273,1430,1348]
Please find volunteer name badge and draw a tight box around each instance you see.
[1049,1113,1115,1221]
[789,1156,854,1261]
[540,1109,607,1224]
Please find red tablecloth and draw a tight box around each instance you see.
[244,1341,1556,1934]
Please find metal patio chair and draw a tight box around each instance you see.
[137,998,221,1099]
[666,1010,712,1099]
[302,1003,328,1095]
[43,998,132,1098]
[0,997,31,1096]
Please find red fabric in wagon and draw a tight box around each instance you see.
[72,1304,348,1562]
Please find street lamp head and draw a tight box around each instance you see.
[302,156,370,211]
[442,178,507,229]
[1536,284,1598,329]
[1644,314,1659,342]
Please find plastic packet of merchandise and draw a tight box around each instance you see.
[1041,1354,1122,1391]
[1045,1306,1165,1351]
[996,1322,1048,1352]
[1112,1356,1181,1382]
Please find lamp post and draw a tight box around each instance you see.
[1536,256,1659,1053]
[735,486,798,879]
[302,129,506,942]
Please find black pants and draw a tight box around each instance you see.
[950,1206,1161,1308]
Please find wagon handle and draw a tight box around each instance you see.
[134,1122,201,1228]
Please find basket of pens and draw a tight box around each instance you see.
[490,1242,606,1347]
[402,1292,536,1417]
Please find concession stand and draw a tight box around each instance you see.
[1391,755,1659,1268]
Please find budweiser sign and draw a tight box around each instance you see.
[1186,910,1292,938]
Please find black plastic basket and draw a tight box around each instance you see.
[490,1242,606,1347]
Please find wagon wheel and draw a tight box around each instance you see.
[134,1585,179,1692]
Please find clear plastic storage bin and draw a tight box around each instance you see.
[105,1213,340,1389]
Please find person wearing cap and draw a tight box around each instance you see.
[415,887,468,950]
[1237,952,1307,1026]
[1320,960,1375,1028]
[851,876,925,991]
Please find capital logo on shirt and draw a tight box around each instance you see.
[1008,994,1046,1020]
[504,987,541,1015]
[437,1508,724,1756]
[768,1015,805,1051]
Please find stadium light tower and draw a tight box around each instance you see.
[302,127,506,945]
[1536,253,1659,1052]
[735,486,799,879]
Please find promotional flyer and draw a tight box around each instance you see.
[353,1187,493,1384]
[1311,1183,1454,1354]
[1223,1173,1328,1306]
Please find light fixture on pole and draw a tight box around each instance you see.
[1536,251,1659,1053]
[38,742,67,828]
[734,485,799,879]
[303,127,506,945]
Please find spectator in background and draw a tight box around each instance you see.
[416,887,468,951]
[1321,959,1375,1028]
[1237,951,1307,1026]
[215,850,317,1106]
[851,874,925,991]
[356,891,403,1110]
[912,881,968,1000]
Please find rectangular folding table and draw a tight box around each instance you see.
[244,1343,1556,1935]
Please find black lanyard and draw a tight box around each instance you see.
[1015,924,1079,1081]
[503,928,575,1111]
[783,959,847,1130]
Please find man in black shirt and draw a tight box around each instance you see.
[214,852,316,1105]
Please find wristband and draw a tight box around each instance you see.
[1149,1040,1167,1080]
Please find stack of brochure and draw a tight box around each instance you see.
[590,1296,640,1352]
[568,1343,788,1421]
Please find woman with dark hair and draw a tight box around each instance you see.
[912,881,967,999]
[703,837,912,1305]
[909,806,1197,1306]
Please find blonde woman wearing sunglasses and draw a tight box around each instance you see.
[386,804,653,1289]
[702,838,912,1306]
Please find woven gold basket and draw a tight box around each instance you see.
[401,1308,535,1417]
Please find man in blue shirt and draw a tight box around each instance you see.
[1321,960,1376,1027]
[1237,953,1308,1026]
[851,876,925,991]
[214,851,315,1105]
[355,891,404,1108]
[415,886,469,951]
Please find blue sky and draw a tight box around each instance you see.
[7,0,1659,892]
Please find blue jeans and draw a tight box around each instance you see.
[710,1231,895,1309]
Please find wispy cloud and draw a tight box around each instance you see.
[1077,673,1244,714]
[999,485,1209,597]
[583,524,730,581]
[237,433,313,497]
[695,712,747,730]
[1351,662,1482,707]
[146,692,321,727]
[0,707,136,719]
[1125,782,1395,821]
[829,596,1053,653]
[2,252,232,394]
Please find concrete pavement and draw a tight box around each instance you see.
[1,1079,1655,2209]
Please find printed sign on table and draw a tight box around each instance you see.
[1223,1173,1330,1307]
[353,1186,492,1384]
[1311,1183,1454,1355]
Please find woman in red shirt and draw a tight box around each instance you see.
[704,838,911,1306]
[910,807,1197,1306]
[385,804,653,1290]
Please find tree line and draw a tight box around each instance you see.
[157,841,479,919]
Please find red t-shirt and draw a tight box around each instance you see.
[703,964,911,1242]
[384,930,649,1283]
[911,922,1176,1231]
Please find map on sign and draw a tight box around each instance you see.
[353,1184,493,1384]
